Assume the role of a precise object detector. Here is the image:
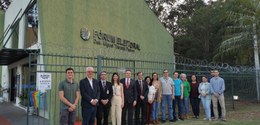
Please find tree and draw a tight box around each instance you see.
[214,0,260,101]
[145,0,206,36]
[145,0,176,35]
[174,0,227,60]
[213,0,259,65]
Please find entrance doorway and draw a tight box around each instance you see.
[10,68,17,102]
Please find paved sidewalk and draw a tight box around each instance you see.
[0,102,49,125]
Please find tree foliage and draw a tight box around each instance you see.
[145,0,260,65]
[213,0,260,65]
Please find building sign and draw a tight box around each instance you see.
[80,28,90,41]
[37,73,52,91]
[93,30,141,52]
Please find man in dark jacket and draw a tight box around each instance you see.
[80,67,100,125]
[135,72,148,125]
[96,71,113,125]
[120,69,137,125]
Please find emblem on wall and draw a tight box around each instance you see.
[80,28,90,41]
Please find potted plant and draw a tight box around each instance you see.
[20,90,35,115]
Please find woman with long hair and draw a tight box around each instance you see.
[145,76,156,125]
[151,72,162,124]
[110,73,124,125]
[189,75,200,119]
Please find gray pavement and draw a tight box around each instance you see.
[0,102,49,125]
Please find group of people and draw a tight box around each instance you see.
[59,67,227,125]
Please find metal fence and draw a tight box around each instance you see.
[27,53,175,125]
[26,53,257,125]
[175,56,257,101]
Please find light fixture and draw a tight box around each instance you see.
[233,95,239,101]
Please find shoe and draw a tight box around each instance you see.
[203,118,207,121]
[179,116,184,121]
[161,120,166,123]
[209,119,212,121]
[222,119,227,122]
[170,119,175,122]
[192,116,196,118]
[156,119,160,124]
[212,118,218,121]
[172,118,177,122]
[183,114,187,119]
[195,116,199,119]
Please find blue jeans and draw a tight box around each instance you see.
[161,95,173,120]
[173,96,183,119]
[152,101,159,120]
[183,96,189,114]
[201,97,211,119]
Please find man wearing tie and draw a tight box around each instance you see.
[120,69,137,125]
[80,67,100,125]
[96,71,113,125]
[135,72,148,125]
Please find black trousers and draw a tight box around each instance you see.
[135,100,147,125]
[210,100,222,118]
[96,105,110,125]
[190,97,200,117]
[122,102,134,125]
[82,107,96,125]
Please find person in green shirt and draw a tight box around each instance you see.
[59,68,80,125]
[180,73,191,119]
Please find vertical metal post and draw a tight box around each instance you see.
[97,55,102,81]
[231,78,234,110]
[257,69,260,101]
[27,53,31,125]
[252,19,260,102]
[133,60,136,80]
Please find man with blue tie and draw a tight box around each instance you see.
[120,69,137,125]
[96,71,113,125]
[80,67,100,125]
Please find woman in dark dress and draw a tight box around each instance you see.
[189,75,200,119]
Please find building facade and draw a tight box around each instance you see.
[0,0,174,124]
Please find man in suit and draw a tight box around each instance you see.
[120,69,137,125]
[80,67,100,125]
[96,71,113,125]
[135,72,148,125]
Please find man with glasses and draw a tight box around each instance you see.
[210,70,226,122]
[96,71,113,125]
[59,68,80,125]
[159,69,175,123]
[80,67,100,125]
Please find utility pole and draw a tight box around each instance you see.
[252,16,260,102]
